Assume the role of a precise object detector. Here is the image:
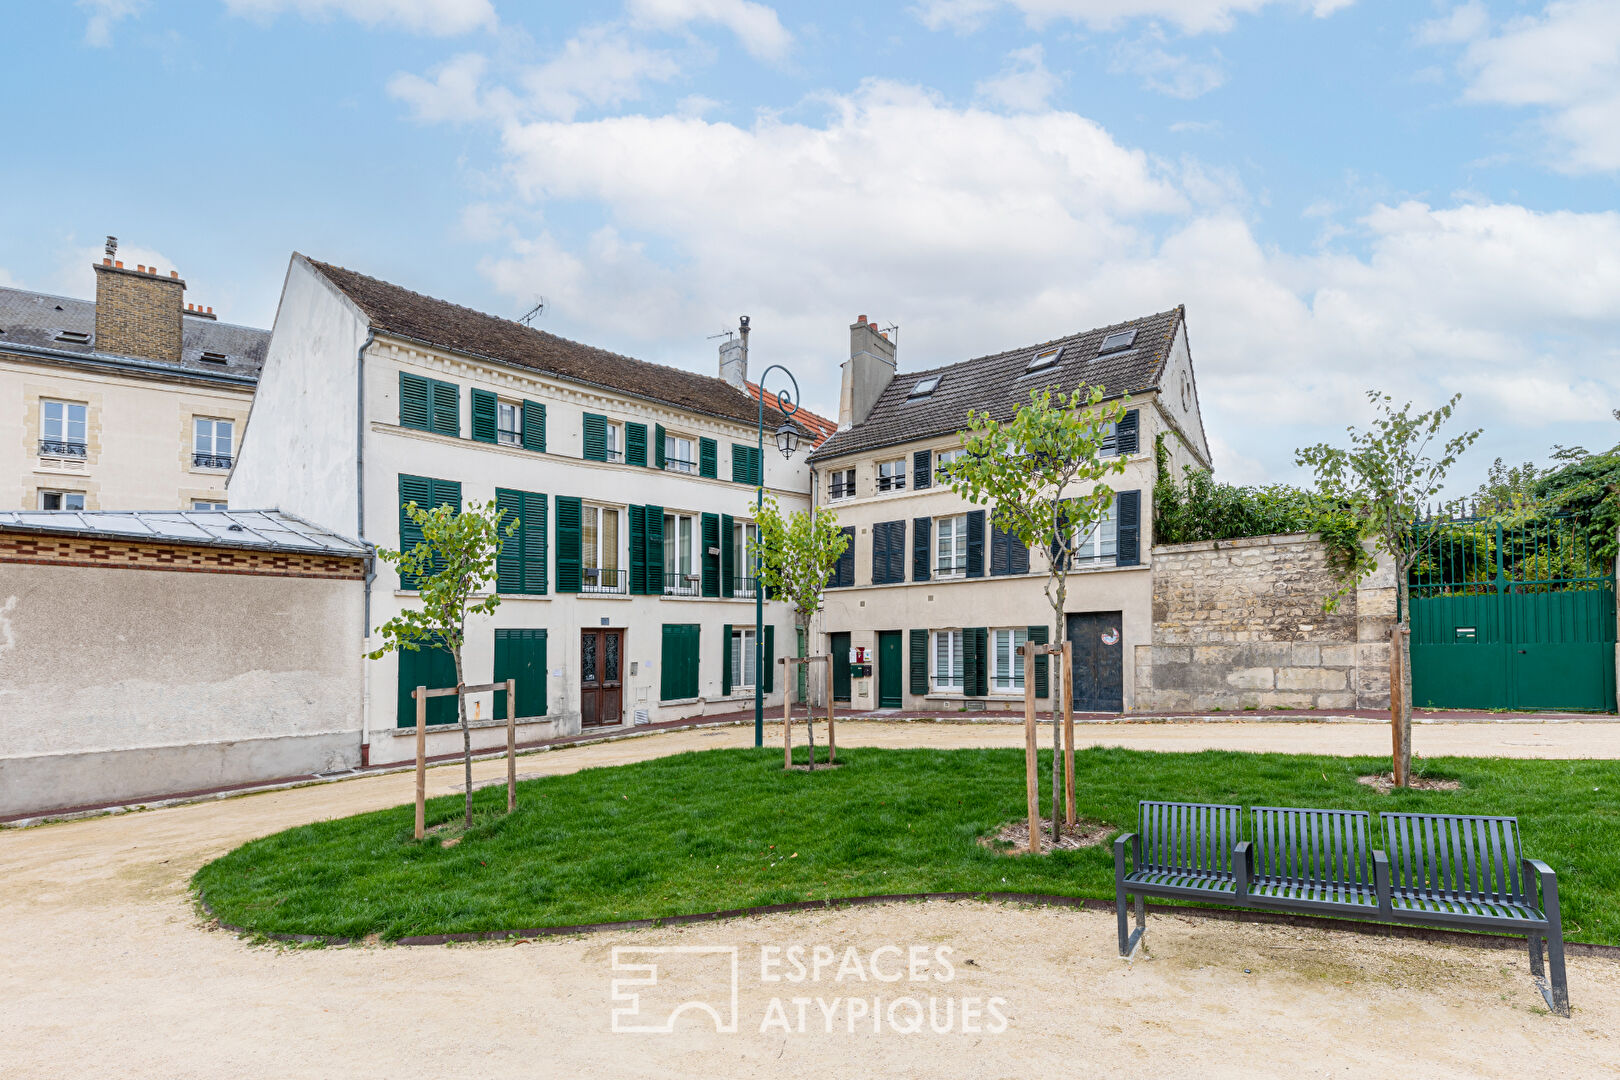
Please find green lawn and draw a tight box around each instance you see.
[194,747,1620,943]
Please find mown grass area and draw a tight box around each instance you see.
[194,747,1620,943]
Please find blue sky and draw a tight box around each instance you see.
[4,0,1618,490]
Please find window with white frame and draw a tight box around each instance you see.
[829,468,855,500]
[936,447,963,475]
[1073,498,1118,563]
[582,503,623,591]
[663,511,698,594]
[935,514,968,577]
[731,627,757,689]
[192,499,228,511]
[734,520,759,596]
[665,433,696,473]
[193,418,233,468]
[991,628,1029,693]
[38,490,85,510]
[604,421,624,463]
[876,458,906,492]
[932,630,964,692]
[40,400,87,457]
[497,401,521,446]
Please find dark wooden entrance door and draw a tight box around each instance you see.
[830,632,852,701]
[581,628,623,726]
[877,630,903,708]
[1067,612,1124,713]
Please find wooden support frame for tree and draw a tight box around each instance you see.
[778,654,835,770]
[412,679,519,840]
[1018,641,1075,850]
[1021,643,1039,854]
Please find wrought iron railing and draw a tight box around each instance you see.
[732,576,758,598]
[582,567,628,594]
[1411,509,1614,598]
[663,574,701,597]
[665,457,696,474]
[39,439,87,458]
[193,452,233,469]
[935,557,967,577]
[876,473,906,492]
[604,449,624,463]
[829,478,856,499]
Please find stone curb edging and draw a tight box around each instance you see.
[196,889,1620,959]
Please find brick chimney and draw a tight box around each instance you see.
[837,314,896,431]
[93,258,185,362]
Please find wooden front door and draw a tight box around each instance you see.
[580,628,623,726]
[1067,612,1124,713]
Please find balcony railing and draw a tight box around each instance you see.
[663,574,701,597]
[731,576,758,598]
[829,479,855,499]
[193,452,233,469]
[935,558,967,577]
[582,567,628,594]
[876,474,906,492]
[39,440,87,458]
[665,458,696,474]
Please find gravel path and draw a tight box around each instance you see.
[3,720,1617,1078]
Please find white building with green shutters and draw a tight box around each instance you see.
[231,254,812,766]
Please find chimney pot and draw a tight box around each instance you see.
[114,260,123,268]
[102,258,111,266]
[137,265,146,273]
[857,315,866,324]
[170,270,178,279]
[206,306,213,314]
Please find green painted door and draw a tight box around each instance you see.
[830,632,851,702]
[396,641,457,727]
[494,629,548,720]
[660,623,700,701]
[877,630,903,708]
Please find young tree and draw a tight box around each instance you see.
[369,499,515,827]
[945,384,1129,840]
[754,492,851,764]
[1296,392,1481,787]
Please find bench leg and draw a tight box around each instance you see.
[1527,931,1544,980]
[1542,924,1570,1018]
[1116,890,1144,959]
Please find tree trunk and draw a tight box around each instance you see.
[453,648,473,827]
[1051,607,1063,843]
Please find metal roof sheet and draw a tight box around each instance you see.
[0,509,369,557]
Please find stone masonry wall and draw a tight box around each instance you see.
[1135,532,1395,712]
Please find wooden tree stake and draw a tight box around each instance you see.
[505,678,517,814]
[1390,625,1408,787]
[783,669,794,770]
[1062,640,1076,827]
[825,655,836,764]
[413,685,427,841]
[1022,644,1039,855]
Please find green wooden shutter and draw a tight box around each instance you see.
[720,514,735,597]
[627,505,647,594]
[913,517,931,582]
[521,400,546,452]
[427,478,461,578]
[1116,409,1140,456]
[721,624,733,696]
[523,491,547,594]
[699,437,717,478]
[399,372,430,430]
[731,443,749,484]
[626,422,648,467]
[429,379,460,436]
[965,509,985,578]
[963,627,989,696]
[661,624,700,702]
[494,487,525,593]
[701,513,720,596]
[751,446,763,486]
[1028,624,1049,698]
[494,629,547,720]
[397,473,432,589]
[1115,490,1141,567]
[654,424,666,469]
[397,639,458,727]
[762,625,775,692]
[909,629,928,695]
[471,388,498,443]
[555,496,582,592]
[645,504,664,593]
[913,449,932,490]
[582,413,607,461]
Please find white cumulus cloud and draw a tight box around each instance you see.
[975,45,1062,110]
[915,0,1352,35]
[78,0,144,47]
[627,0,792,60]
[222,0,496,35]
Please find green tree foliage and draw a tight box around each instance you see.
[370,498,515,828]
[754,492,850,628]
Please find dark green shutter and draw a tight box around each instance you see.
[699,437,717,478]
[1116,490,1141,566]
[909,629,928,695]
[990,521,1008,576]
[828,526,855,588]
[471,388,498,443]
[399,372,430,430]
[762,625,775,692]
[397,639,457,727]
[627,505,647,594]
[521,400,546,452]
[966,509,985,578]
[555,496,582,592]
[701,512,720,596]
[429,380,459,436]
[967,627,990,696]
[645,505,664,593]
[494,629,547,719]
[495,488,524,593]
[1116,409,1139,456]
[523,491,547,594]
[626,422,647,467]
[582,413,607,461]
[732,443,747,483]
[913,449,931,490]
[720,514,735,597]
[398,473,432,589]
[721,624,733,696]
[661,624,699,701]
[654,424,666,469]
[1029,625,1050,698]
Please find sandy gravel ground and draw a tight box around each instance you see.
[3,720,1617,1079]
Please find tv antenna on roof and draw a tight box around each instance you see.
[519,296,546,326]
[706,328,736,341]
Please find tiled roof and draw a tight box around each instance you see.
[808,306,1184,463]
[0,285,267,379]
[304,257,787,430]
[0,509,369,556]
[747,381,836,447]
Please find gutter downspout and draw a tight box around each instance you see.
[356,328,376,766]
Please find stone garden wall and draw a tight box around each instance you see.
[1135,532,1395,712]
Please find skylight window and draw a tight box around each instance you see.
[1098,329,1136,353]
[200,351,228,364]
[55,330,90,345]
[908,375,941,398]
[1026,346,1062,372]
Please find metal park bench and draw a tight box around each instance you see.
[1114,801,1570,1016]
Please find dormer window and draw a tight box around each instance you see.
[908,375,941,399]
[1099,329,1136,354]
[1026,346,1061,372]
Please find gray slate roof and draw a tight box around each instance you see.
[808,306,1184,463]
[0,509,368,557]
[0,286,268,380]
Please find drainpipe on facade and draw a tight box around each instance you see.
[355,327,376,766]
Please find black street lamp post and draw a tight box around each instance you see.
[754,358,802,748]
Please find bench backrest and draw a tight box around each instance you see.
[1382,812,1527,902]
[1138,801,1243,875]
[1251,806,1372,886]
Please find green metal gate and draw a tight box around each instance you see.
[1410,513,1616,712]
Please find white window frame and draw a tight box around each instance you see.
[876,457,907,492]
[663,511,699,594]
[193,417,234,468]
[829,468,856,500]
[38,490,85,511]
[1073,498,1118,564]
[936,448,963,472]
[991,628,1029,693]
[734,520,759,597]
[191,499,228,511]
[41,399,88,453]
[497,401,521,446]
[581,503,624,592]
[604,421,624,463]
[935,514,968,578]
[932,629,964,692]
[731,627,758,690]
[665,433,696,474]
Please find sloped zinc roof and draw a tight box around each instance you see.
[808,306,1184,463]
[305,257,789,431]
[0,509,368,557]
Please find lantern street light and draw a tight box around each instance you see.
[754,360,801,748]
